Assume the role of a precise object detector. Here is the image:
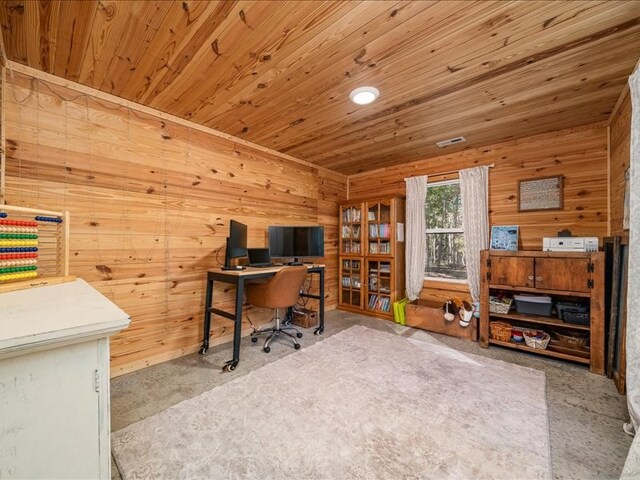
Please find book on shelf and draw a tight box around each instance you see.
[343,207,362,223]
[368,294,378,309]
[368,211,376,221]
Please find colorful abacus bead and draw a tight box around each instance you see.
[0,219,38,227]
[0,233,38,239]
[0,212,6,218]
[0,271,38,282]
[0,240,38,247]
[35,216,63,223]
[0,253,38,260]
[0,247,38,253]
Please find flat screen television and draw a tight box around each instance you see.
[268,226,324,264]
[223,219,248,270]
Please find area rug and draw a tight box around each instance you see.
[112,325,552,479]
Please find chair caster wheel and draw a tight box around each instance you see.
[296,332,303,338]
[263,346,271,353]
[251,336,258,343]
[294,343,301,350]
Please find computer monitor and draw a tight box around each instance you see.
[268,226,324,264]
[223,220,248,270]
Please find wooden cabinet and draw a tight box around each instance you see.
[0,279,130,478]
[480,250,605,374]
[339,197,405,319]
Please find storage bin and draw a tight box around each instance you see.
[556,301,589,320]
[514,294,553,316]
[292,308,317,328]
[563,310,590,326]
[489,296,513,314]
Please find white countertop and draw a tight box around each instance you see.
[0,278,130,356]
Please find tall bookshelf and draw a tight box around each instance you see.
[339,197,405,320]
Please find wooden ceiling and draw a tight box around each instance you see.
[1,1,639,175]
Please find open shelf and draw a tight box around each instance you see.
[489,338,590,365]
[489,284,591,298]
[489,312,590,331]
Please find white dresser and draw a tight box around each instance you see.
[0,278,130,479]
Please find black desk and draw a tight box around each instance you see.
[200,265,325,371]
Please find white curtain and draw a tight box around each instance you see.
[622,69,640,478]
[459,166,490,303]
[404,175,428,301]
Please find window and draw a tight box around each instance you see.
[425,180,466,281]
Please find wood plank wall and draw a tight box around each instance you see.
[349,124,608,303]
[610,89,631,238]
[3,69,346,376]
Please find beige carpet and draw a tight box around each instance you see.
[112,325,552,479]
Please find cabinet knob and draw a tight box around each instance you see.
[528,275,534,280]
[536,276,543,282]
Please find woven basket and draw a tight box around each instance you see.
[523,330,550,349]
[490,321,512,342]
[555,332,588,347]
[489,296,513,314]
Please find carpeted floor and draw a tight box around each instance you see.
[112,325,551,479]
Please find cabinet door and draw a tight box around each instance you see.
[365,201,393,256]
[339,258,363,308]
[0,340,101,478]
[340,204,363,255]
[366,259,392,314]
[490,256,534,287]
[534,258,591,292]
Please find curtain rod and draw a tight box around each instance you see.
[404,163,495,182]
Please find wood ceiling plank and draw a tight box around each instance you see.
[272,22,639,165]
[202,1,485,134]
[188,0,438,126]
[78,1,138,86]
[171,1,340,122]
[145,0,290,109]
[52,1,99,81]
[275,32,635,166]
[0,0,42,67]
[117,1,239,102]
[185,0,395,125]
[98,1,174,94]
[245,3,639,151]
[212,1,581,138]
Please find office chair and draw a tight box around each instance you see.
[247,265,308,353]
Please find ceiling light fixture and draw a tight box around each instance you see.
[350,86,379,105]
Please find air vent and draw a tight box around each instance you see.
[436,136,466,148]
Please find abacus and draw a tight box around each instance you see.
[0,205,71,292]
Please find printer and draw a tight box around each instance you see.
[542,237,599,252]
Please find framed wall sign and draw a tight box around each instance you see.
[518,175,563,212]
[490,225,519,251]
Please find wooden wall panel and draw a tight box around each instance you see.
[349,124,608,300]
[610,89,631,238]
[4,70,346,376]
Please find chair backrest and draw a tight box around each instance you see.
[246,266,308,309]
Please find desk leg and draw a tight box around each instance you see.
[315,268,325,335]
[223,278,244,372]
[200,278,214,354]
